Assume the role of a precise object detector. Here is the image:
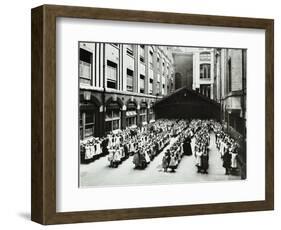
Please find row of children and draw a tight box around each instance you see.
[213,122,240,175]
[105,119,184,169]
[133,120,189,169]
[80,124,144,163]
[193,121,211,174]
[161,121,194,172]
[80,138,107,163]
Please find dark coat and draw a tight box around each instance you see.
[201,153,209,170]
[162,155,170,169]
[183,138,192,156]
[223,151,232,168]
[133,152,146,168]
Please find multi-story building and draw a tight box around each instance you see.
[192,48,216,99]
[171,47,215,99]
[213,48,247,179]
[79,42,175,139]
[214,48,247,137]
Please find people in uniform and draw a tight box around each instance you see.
[80,119,242,178]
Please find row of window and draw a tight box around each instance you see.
[126,45,170,72]
[80,107,155,139]
[79,47,171,94]
[79,47,171,92]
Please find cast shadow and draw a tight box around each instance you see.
[18,212,31,220]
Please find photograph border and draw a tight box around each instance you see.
[31,4,274,225]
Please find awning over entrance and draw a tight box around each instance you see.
[126,111,137,117]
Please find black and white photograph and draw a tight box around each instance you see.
[79,42,247,188]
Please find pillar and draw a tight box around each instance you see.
[152,47,158,95]
[99,105,106,137]
[144,46,149,94]
[121,110,126,130]
[82,112,86,140]
[133,45,138,93]
[121,104,127,130]
[146,106,150,123]
[136,104,140,127]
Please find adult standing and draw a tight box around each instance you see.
[183,136,192,156]
[222,144,232,175]
[200,148,209,174]
[169,153,177,172]
[162,150,171,172]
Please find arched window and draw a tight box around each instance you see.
[79,94,101,140]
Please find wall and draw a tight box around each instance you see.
[229,49,243,91]
[0,0,279,229]
[173,54,193,89]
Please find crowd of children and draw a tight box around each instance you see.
[80,119,241,176]
[192,120,211,174]
[213,122,240,175]
[132,119,188,169]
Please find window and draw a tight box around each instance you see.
[140,74,145,93]
[84,112,95,138]
[149,51,153,68]
[107,60,117,89]
[79,48,92,85]
[126,109,137,127]
[200,84,211,98]
[126,69,134,92]
[80,112,83,140]
[163,62,166,75]
[139,108,147,124]
[228,59,232,92]
[149,78,153,95]
[156,83,160,95]
[200,52,211,61]
[79,110,95,139]
[111,43,119,48]
[140,45,145,63]
[105,108,121,133]
[200,64,211,79]
[162,84,165,94]
[157,57,160,71]
[126,117,136,127]
[149,107,155,121]
[127,44,134,56]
